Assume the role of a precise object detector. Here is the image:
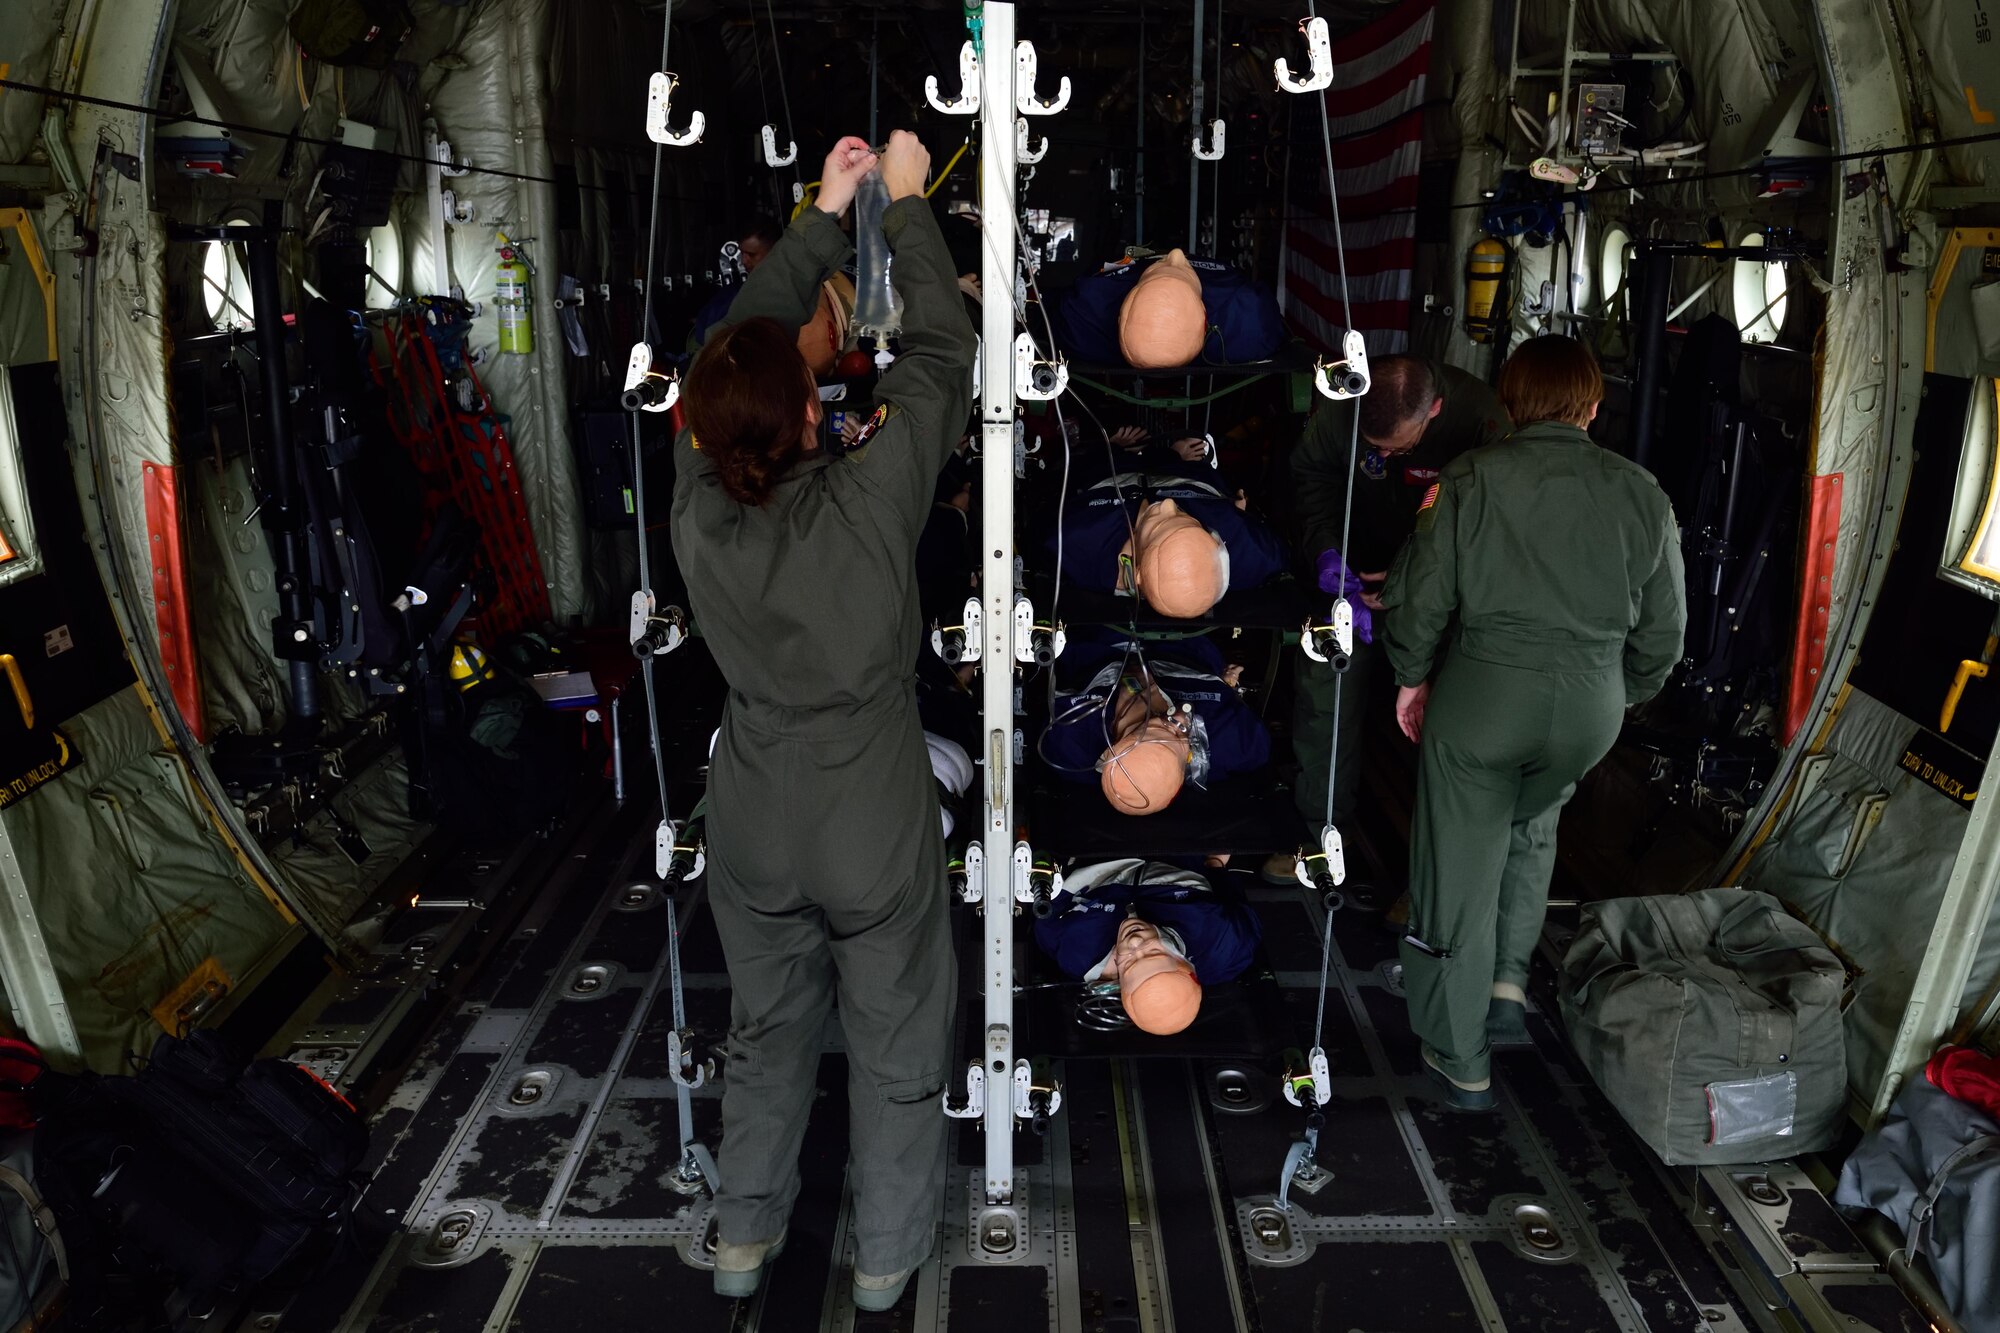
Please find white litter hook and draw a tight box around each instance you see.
[646,72,705,146]
[926,40,981,115]
[1275,16,1333,94]
[1015,41,1070,115]
[760,123,797,167]
[1192,118,1227,162]
[623,342,679,413]
[1014,332,1068,401]
[1017,117,1049,166]
[1312,329,1372,401]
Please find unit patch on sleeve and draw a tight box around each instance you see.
[840,402,894,456]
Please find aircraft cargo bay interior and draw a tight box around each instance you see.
[0,0,1997,1330]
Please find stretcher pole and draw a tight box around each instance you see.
[976,0,1021,1213]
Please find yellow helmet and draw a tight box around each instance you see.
[447,641,497,691]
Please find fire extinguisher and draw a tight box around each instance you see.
[495,231,534,355]
[1463,236,1508,344]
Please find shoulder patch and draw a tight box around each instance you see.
[840,402,894,456]
[1417,482,1440,512]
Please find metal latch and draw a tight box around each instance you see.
[1301,598,1355,670]
[932,597,984,666]
[622,342,679,413]
[1013,1057,1063,1132]
[942,1061,987,1119]
[950,840,985,905]
[1013,843,1063,918]
[1313,329,1371,400]
[1014,332,1068,401]
[1013,595,1065,666]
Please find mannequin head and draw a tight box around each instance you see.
[1118,249,1207,369]
[1123,499,1228,618]
[1104,916,1200,1034]
[1099,717,1190,814]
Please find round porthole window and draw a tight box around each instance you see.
[364,222,403,310]
[1599,226,1632,321]
[1733,233,1790,344]
[201,220,255,331]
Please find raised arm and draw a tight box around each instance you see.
[874,142,977,474]
[709,136,874,343]
[841,131,977,530]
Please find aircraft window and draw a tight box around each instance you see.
[1733,234,1790,344]
[1942,378,2000,594]
[1600,226,1632,321]
[202,222,256,331]
[365,223,402,309]
[0,372,41,589]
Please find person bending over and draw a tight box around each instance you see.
[671,131,975,1310]
[1275,355,1511,883]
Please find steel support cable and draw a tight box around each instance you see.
[746,0,779,213]
[626,5,677,837]
[8,74,1998,209]
[628,10,705,1194]
[1303,0,1360,1068]
[762,0,802,195]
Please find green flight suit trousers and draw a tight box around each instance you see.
[1401,655,1624,1085]
[706,688,955,1277]
[1290,636,1383,834]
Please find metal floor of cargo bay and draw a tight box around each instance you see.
[260,784,1927,1332]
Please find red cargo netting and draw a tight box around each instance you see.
[369,304,552,639]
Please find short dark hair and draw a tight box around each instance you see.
[1498,335,1603,427]
[684,317,812,507]
[1357,355,1438,440]
[741,217,781,248]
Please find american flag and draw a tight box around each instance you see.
[1280,0,1436,356]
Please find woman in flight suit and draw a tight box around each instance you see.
[1379,336,1685,1113]
[671,132,976,1310]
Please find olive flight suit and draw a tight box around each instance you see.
[671,200,977,1275]
[1288,361,1510,833]
[1380,421,1686,1086]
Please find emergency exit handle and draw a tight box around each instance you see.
[0,653,32,730]
[1940,658,1990,735]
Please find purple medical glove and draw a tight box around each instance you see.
[1314,548,1374,644]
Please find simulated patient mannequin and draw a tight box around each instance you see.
[1118,249,1207,369]
[1033,859,1263,1034]
[1051,459,1287,619]
[1042,629,1272,815]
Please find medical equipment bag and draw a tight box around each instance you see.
[1836,1070,2000,1331]
[1559,888,1847,1164]
[0,1132,62,1332]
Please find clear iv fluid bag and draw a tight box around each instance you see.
[851,167,903,342]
